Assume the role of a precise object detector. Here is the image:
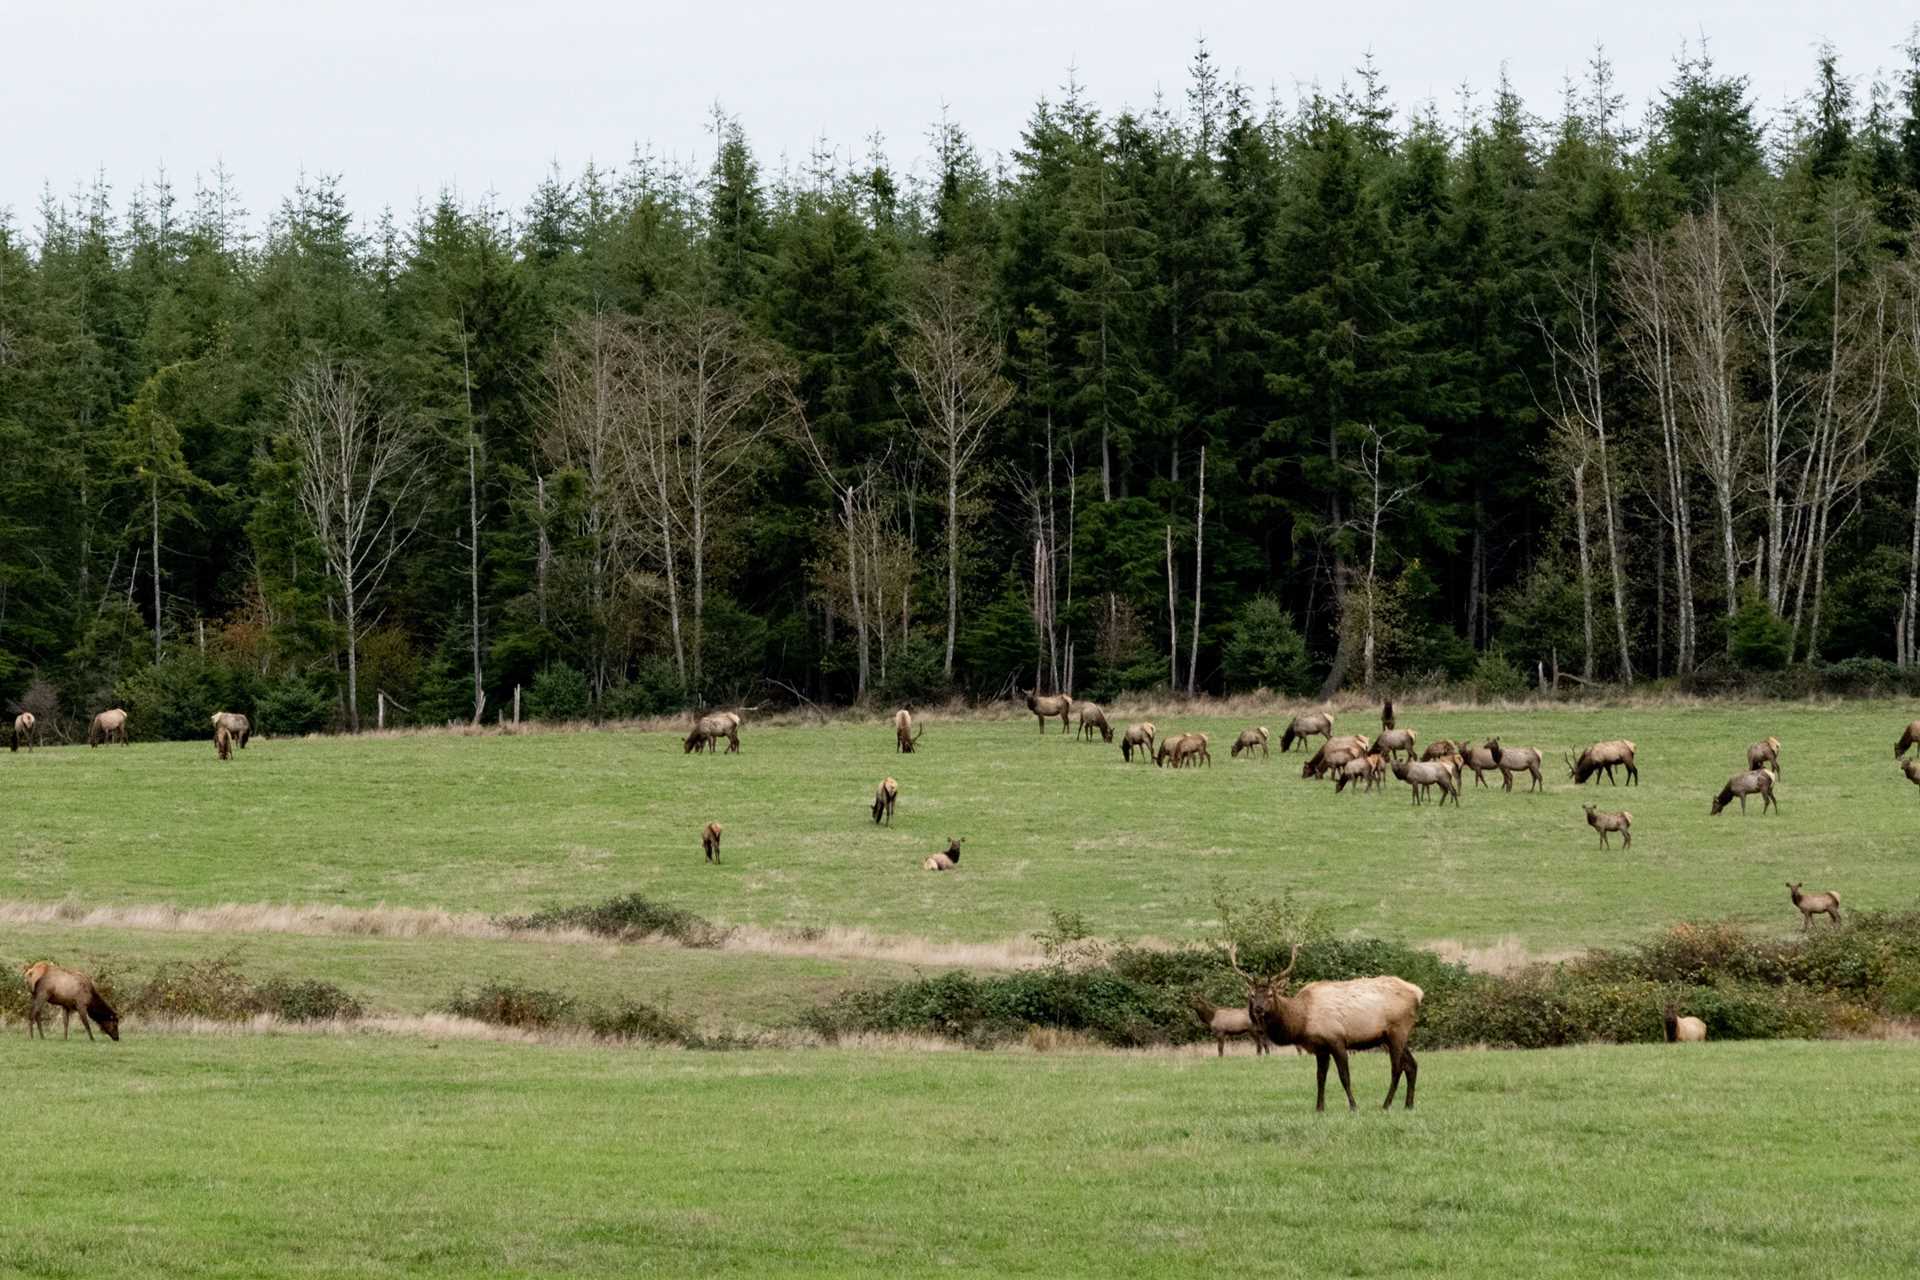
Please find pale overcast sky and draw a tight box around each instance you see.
[4,1,1914,230]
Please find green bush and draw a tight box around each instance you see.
[258,978,364,1022]
[1468,648,1531,700]
[126,953,264,1020]
[114,651,258,741]
[872,631,949,707]
[499,894,731,948]
[604,656,689,719]
[587,998,692,1044]
[1729,587,1793,672]
[525,662,592,722]
[256,674,335,736]
[440,983,578,1029]
[1221,596,1314,696]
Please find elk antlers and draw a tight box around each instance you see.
[1220,940,1303,989]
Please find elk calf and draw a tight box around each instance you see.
[1711,769,1776,816]
[1189,994,1270,1057]
[215,725,233,761]
[1230,726,1269,759]
[1583,805,1631,849]
[872,777,899,826]
[923,837,963,871]
[1787,882,1840,930]
[1746,736,1780,775]
[702,822,724,863]
[22,962,119,1042]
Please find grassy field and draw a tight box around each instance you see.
[3,1033,1916,1278]
[2,703,1913,951]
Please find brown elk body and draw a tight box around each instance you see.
[684,712,742,754]
[1419,739,1460,762]
[1023,691,1073,734]
[923,837,963,871]
[1278,713,1334,753]
[1121,723,1157,764]
[1301,742,1362,780]
[1373,728,1416,760]
[1787,882,1840,930]
[1189,994,1271,1057]
[212,711,251,749]
[1381,699,1395,732]
[87,708,129,747]
[1897,721,1920,759]
[894,708,924,753]
[872,777,899,826]
[1664,1007,1707,1042]
[1170,733,1212,769]
[702,822,724,863]
[1392,758,1459,806]
[1903,759,1920,791]
[215,725,232,761]
[1711,769,1776,816]
[1459,742,1501,789]
[1076,703,1114,744]
[1228,944,1423,1111]
[1230,727,1270,759]
[1333,754,1387,794]
[1569,740,1638,785]
[1487,740,1544,793]
[1746,736,1780,775]
[1583,805,1632,849]
[10,711,34,752]
[22,962,119,1042]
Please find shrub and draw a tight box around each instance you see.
[525,662,592,722]
[258,978,363,1022]
[257,674,335,736]
[499,894,731,948]
[114,651,258,741]
[604,657,689,719]
[587,998,692,1044]
[872,631,949,708]
[1221,596,1314,696]
[440,983,578,1028]
[1468,648,1530,701]
[1729,587,1793,672]
[126,953,264,1020]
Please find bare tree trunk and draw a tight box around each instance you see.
[1572,461,1594,681]
[1595,422,1633,683]
[1187,446,1205,696]
[1907,469,1920,667]
[150,475,162,661]
[1165,524,1177,687]
[535,475,550,630]
[344,582,360,733]
[945,470,958,677]
[461,324,484,718]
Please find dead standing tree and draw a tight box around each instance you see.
[1896,247,1920,666]
[1341,425,1418,691]
[286,361,428,733]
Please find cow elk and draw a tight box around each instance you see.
[1487,740,1544,793]
[1391,758,1459,806]
[1076,702,1114,744]
[1121,722,1157,764]
[1583,805,1631,849]
[10,711,34,752]
[1663,1007,1707,1043]
[894,707,924,753]
[1711,769,1776,816]
[1903,759,1920,791]
[87,708,130,747]
[22,962,119,1042]
[212,711,251,749]
[1225,943,1424,1111]
[1746,736,1780,775]
[1568,740,1638,786]
[872,777,899,826]
[215,725,233,761]
[684,711,742,755]
[1022,690,1073,734]
[1459,741,1501,789]
[1420,739,1459,762]
[1786,882,1840,930]
[1278,713,1334,753]
[1373,728,1416,761]
[1188,993,1270,1056]
[1333,754,1387,794]
[702,822,724,863]
[1230,727,1269,759]
[923,837,964,871]
[1897,720,1920,759]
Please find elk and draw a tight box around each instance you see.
[1230,727,1269,759]
[1583,805,1631,849]
[1420,739,1460,762]
[1225,943,1424,1111]
[1373,728,1416,761]
[894,707,924,753]
[211,711,251,749]
[10,711,34,752]
[1076,702,1114,744]
[1746,736,1780,775]
[22,962,119,1042]
[1567,740,1638,786]
[1278,712,1334,753]
[1301,741,1364,780]
[923,837,963,871]
[1022,690,1073,735]
[1903,759,1920,791]
[1897,720,1920,759]
[702,822,724,863]
[1663,1006,1707,1043]
[1121,722,1157,764]
[1459,741,1501,789]
[1188,993,1270,1056]
[1487,740,1544,793]
[1170,733,1212,769]
[1786,882,1840,930]
[1392,758,1459,806]
[684,711,742,755]
[1380,699,1395,732]
[872,777,899,826]
[1333,754,1387,794]
[215,725,233,761]
[1711,769,1776,816]
[87,708,130,747]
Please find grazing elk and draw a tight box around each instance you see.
[1583,805,1632,849]
[1373,728,1416,761]
[1459,741,1501,789]
[1903,759,1920,791]
[871,777,899,826]
[212,711,251,749]
[87,708,130,747]
[1076,702,1114,744]
[1663,1007,1707,1043]
[1278,713,1334,753]
[1022,690,1073,734]
[684,711,742,754]
[1487,740,1544,793]
[1333,754,1387,794]
[702,822,724,863]
[923,837,963,871]
[1226,943,1424,1111]
[1301,741,1364,780]
[894,707,924,753]
[1896,721,1920,759]
[1710,769,1776,816]
[1420,739,1460,762]
[1786,882,1841,930]
[1381,699,1395,732]
[1230,726,1270,759]
[1188,993,1270,1057]
[10,711,34,752]
[1568,740,1638,786]
[22,962,119,1042]
[1392,758,1460,806]
[215,725,233,761]
[1747,736,1780,775]
[1121,722,1157,764]
[1170,733,1212,769]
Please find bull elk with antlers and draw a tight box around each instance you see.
[1224,943,1424,1111]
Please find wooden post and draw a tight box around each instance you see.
[514,685,522,725]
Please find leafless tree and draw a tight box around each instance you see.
[285,361,428,732]
[1341,425,1418,690]
[1895,243,1920,666]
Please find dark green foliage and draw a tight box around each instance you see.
[586,999,694,1045]
[1469,648,1531,700]
[256,674,335,737]
[1221,596,1313,694]
[257,978,365,1022]
[1729,589,1793,672]
[441,983,578,1029]
[524,663,592,721]
[112,651,257,741]
[498,894,731,948]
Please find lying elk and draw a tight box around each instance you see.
[1189,993,1270,1057]
[1897,720,1920,759]
[1121,722,1157,764]
[1747,736,1780,775]
[1278,712,1334,753]
[1076,702,1114,744]
[1373,728,1416,761]
[212,710,251,749]
[1487,740,1544,793]
[10,711,34,752]
[1022,690,1073,735]
[702,822,724,863]
[1459,741,1501,789]
[88,708,129,747]
[1230,726,1269,760]
[1664,1006,1707,1043]
[1392,758,1460,806]
[923,837,963,871]
[1711,769,1776,816]
[22,962,119,1042]
[215,725,233,761]
[1787,882,1841,930]
[894,707,924,753]
[1226,943,1424,1111]
[684,711,742,755]
[872,777,899,826]
[1567,740,1638,786]
[1583,805,1631,849]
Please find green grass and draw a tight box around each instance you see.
[2,1033,1916,1278]
[1,705,1906,949]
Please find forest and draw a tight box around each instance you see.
[6,36,1920,737]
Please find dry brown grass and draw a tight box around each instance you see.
[1421,936,1578,975]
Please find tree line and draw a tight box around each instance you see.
[6,38,1920,736]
